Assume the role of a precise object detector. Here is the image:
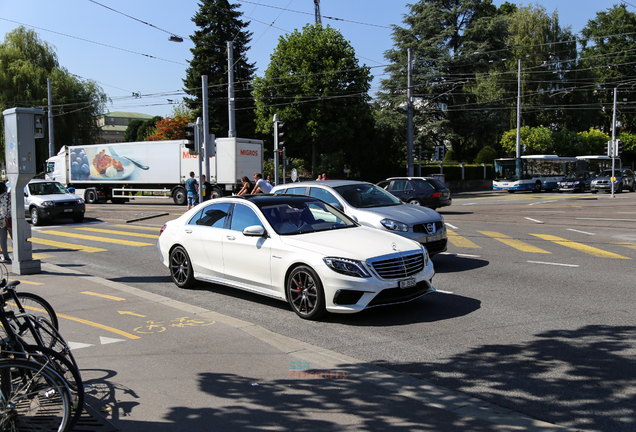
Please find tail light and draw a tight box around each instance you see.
[432,192,442,198]
[159,224,167,236]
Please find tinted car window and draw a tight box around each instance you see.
[285,187,308,195]
[391,180,412,191]
[230,204,263,232]
[412,179,435,190]
[309,188,340,207]
[189,203,231,228]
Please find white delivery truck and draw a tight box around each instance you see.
[45,138,263,205]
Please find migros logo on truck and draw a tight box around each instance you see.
[181,148,260,159]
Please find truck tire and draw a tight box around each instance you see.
[85,189,98,204]
[212,187,223,199]
[173,187,187,206]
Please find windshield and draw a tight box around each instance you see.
[565,172,584,179]
[334,184,401,208]
[28,182,67,196]
[599,170,622,177]
[260,201,356,235]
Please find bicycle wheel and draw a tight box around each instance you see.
[5,292,59,330]
[22,345,84,430]
[0,358,71,432]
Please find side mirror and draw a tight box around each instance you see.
[243,225,266,237]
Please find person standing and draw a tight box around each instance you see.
[251,173,273,194]
[201,175,211,202]
[0,182,11,262]
[186,171,198,210]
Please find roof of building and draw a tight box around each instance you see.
[102,112,154,120]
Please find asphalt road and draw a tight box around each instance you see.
[26,190,636,432]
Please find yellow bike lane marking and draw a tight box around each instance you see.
[479,231,551,253]
[531,234,631,259]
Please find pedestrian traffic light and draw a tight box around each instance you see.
[277,122,285,147]
[185,123,196,151]
[616,139,623,156]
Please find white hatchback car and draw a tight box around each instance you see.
[158,195,436,320]
[271,180,447,256]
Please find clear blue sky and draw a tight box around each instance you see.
[0,0,622,123]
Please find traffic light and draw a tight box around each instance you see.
[607,140,613,157]
[616,139,623,156]
[185,123,196,151]
[277,122,285,147]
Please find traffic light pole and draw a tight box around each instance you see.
[273,115,280,185]
[611,88,617,198]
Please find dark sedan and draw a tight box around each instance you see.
[557,171,595,193]
[377,177,452,209]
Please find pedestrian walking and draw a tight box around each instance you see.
[186,171,198,210]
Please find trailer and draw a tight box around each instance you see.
[45,138,263,205]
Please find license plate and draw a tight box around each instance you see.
[443,192,449,197]
[427,234,441,242]
[399,278,416,289]
[64,209,73,212]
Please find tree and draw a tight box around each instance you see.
[253,24,373,176]
[0,27,107,167]
[500,125,553,155]
[124,119,145,142]
[474,145,498,164]
[577,128,610,155]
[183,0,256,139]
[146,116,191,141]
[136,116,162,141]
[580,4,636,133]
[379,0,510,163]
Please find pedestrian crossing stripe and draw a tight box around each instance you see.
[447,229,481,248]
[479,231,551,253]
[75,227,158,239]
[113,224,162,231]
[531,234,631,259]
[28,237,107,253]
[38,230,153,247]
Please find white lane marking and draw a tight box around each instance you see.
[462,203,476,206]
[527,261,579,267]
[438,252,481,258]
[567,228,595,235]
[100,336,126,345]
[445,223,458,229]
[524,217,544,224]
[435,290,454,294]
[68,342,95,350]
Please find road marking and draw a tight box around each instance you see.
[576,217,636,222]
[100,336,126,345]
[75,227,158,239]
[531,234,631,259]
[113,224,162,231]
[28,237,107,253]
[435,290,454,294]
[445,223,458,229]
[118,311,146,317]
[567,228,595,235]
[438,252,481,258]
[81,291,126,301]
[615,242,636,250]
[447,229,481,248]
[12,279,43,285]
[524,217,544,224]
[462,203,476,206]
[527,261,579,267]
[479,231,551,253]
[56,312,141,339]
[68,342,95,350]
[38,230,153,247]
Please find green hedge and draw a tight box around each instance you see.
[419,164,494,181]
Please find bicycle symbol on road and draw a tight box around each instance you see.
[134,316,216,334]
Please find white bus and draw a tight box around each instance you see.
[493,155,576,193]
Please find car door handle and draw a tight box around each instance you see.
[226,235,236,241]
[185,228,192,234]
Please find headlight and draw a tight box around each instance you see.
[41,201,54,207]
[574,181,580,185]
[419,243,430,266]
[381,219,409,232]
[324,257,371,278]
[76,198,84,204]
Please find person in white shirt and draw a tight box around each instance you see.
[251,173,273,194]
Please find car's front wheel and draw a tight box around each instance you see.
[169,246,196,289]
[30,207,42,226]
[72,213,84,223]
[286,266,326,320]
[408,199,421,206]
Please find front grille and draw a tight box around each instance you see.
[367,281,433,307]
[54,201,77,207]
[413,221,444,234]
[333,290,364,305]
[425,238,447,255]
[368,251,424,280]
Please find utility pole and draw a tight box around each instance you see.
[227,41,236,138]
[611,88,617,198]
[47,78,54,158]
[407,48,414,176]
[314,0,321,24]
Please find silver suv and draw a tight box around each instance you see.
[270,180,447,256]
[24,179,85,226]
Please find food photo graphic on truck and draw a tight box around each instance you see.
[45,138,263,205]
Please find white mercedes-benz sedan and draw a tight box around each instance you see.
[158,195,436,320]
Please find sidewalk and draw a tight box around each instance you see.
[5,262,575,432]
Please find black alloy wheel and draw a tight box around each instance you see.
[169,246,196,288]
[286,266,326,320]
[533,181,542,192]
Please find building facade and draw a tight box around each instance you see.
[97,111,154,143]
